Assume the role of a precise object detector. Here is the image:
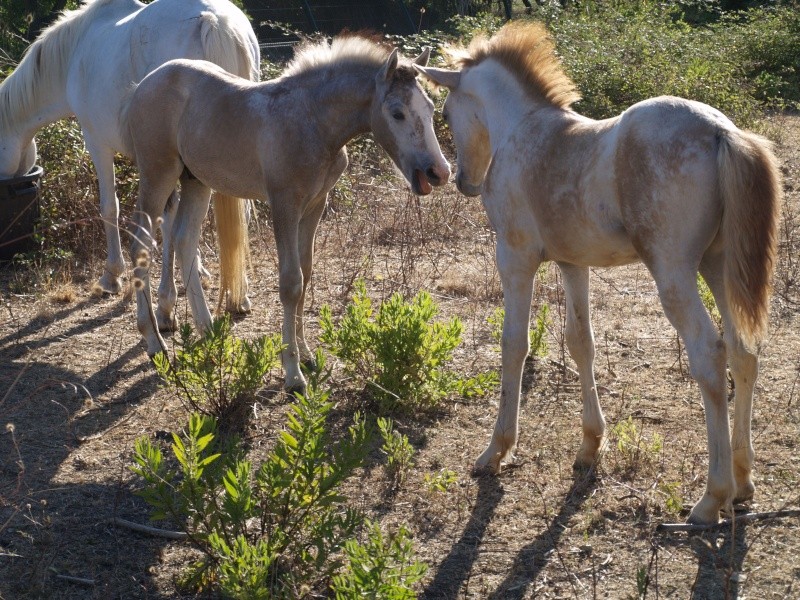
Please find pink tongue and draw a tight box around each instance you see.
[416,169,432,195]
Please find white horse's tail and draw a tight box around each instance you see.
[717,128,781,350]
[198,8,258,314]
[213,193,251,315]
[198,10,260,82]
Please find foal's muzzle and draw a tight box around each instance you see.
[456,172,482,197]
[412,160,450,196]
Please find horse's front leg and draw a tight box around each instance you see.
[476,244,538,473]
[558,263,605,468]
[86,142,125,294]
[273,200,306,395]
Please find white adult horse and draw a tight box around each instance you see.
[418,22,781,524]
[124,35,451,394]
[0,0,258,316]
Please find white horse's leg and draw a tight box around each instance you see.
[86,141,125,294]
[174,178,214,334]
[652,266,733,524]
[558,263,605,468]
[156,190,180,332]
[131,186,173,357]
[272,198,306,394]
[295,196,327,369]
[476,245,539,473]
[700,255,757,504]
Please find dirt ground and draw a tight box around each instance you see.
[1,113,799,599]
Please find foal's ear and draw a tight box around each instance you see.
[413,47,431,67]
[414,65,461,90]
[378,48,399,82]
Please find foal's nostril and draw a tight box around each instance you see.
[426,166,440,185]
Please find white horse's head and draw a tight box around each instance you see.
[414,66,490,198]
[370,49,450,196]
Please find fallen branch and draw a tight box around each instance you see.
[657,509,800,533]
[110,517,188,540]
[55,574,95,586]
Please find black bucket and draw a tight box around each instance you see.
[0,165,43,260]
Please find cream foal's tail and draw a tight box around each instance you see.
[198,10,259,313]
[717,128,781,350]
[213,193,251,314]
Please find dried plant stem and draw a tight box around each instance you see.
[657,509,800,532]
[110,517,188,540]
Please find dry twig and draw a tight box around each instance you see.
[657,509,800,533]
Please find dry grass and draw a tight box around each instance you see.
[1,117,799,598]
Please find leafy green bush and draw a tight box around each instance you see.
[132,373,375,597]
[319,280,497,413]
[152,315,282,425]
[610,416,663,476]
[378,417,416,488]
[331,520,428,600]
[545,2,763,125]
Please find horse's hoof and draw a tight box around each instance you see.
[733,481,755,504]
[157,313,178,332]
[226,296,252,315]
[473,450,505,476]
[687,494,723,525]
[98,273,123,295]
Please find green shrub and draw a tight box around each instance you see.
[131,372,373,597]
[546,2,763,126]
[320,280,496,413]
[152,315,282,424]
[610,416,663,475]
[378,417,416,488]
[423,468,459,494]
[331,520,428,600]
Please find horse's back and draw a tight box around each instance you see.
[66,0,257,156]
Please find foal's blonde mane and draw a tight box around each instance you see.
[0,0,113,132]
[282,34,393,78]
[455,21,580,109]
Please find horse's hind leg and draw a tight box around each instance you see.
[295,194,327,371]
[85,141,125,294]
[558,263,605,468]
[271,194,307,394]
[132,175,179,357]
[652,265,733,523]
[156,190,180,332]
[173,177,213,334]
[700,253,757,504]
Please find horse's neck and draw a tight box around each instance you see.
[471,66,542,152]
[0,49,72,142]
[304,64,375,150]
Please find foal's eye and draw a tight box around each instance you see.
[392,111,405,121]
[442,111,449,122]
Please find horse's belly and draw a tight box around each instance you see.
[542,228,639,267]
